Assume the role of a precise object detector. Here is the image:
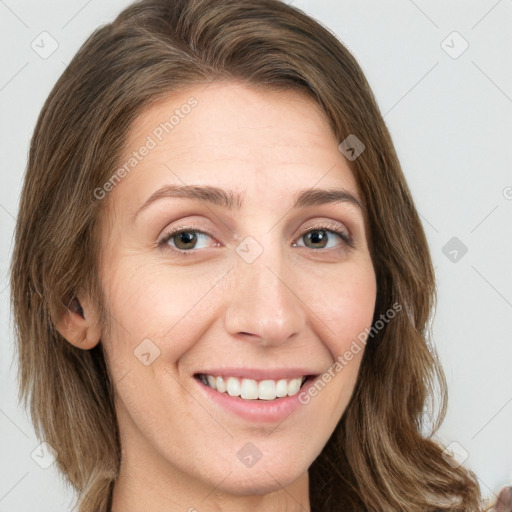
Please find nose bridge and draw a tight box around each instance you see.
[223,231,306,346]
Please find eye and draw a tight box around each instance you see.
[158,223,353,256]
[293,224,353,250]
[158,227,216,254]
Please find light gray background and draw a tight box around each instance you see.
[1,0,511,510]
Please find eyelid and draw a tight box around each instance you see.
[299,219,350,238]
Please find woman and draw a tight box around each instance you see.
[9,0,497,510]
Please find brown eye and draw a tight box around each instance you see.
[173,230,198,250]
[295,226,352,250]
[158,228,214,254]
[303,229,329,249]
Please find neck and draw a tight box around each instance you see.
[111,458,310,512]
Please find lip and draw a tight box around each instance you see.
[194,373,319,423]
[193,367,319,380]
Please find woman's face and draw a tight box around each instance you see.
[97,81,377,503]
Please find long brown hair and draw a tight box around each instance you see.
[10,0,494,510]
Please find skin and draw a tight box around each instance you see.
[57,81,377,511]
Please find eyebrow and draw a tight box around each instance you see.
[133,184,363,220]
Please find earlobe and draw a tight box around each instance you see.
[54,296,102,350]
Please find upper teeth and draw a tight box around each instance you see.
[199,374,307,400]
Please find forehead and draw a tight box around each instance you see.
[102,81,360,227]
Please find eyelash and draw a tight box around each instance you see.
[157,223,354,257]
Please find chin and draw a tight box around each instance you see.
[217,470,303,497]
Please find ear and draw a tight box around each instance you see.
[54,295,102,350]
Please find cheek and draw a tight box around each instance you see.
[301,266,376,425]
[309,258,377,357]
[101,261,225,370]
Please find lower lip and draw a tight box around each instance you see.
[194,376,318,423]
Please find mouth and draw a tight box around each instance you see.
[194,373,314,401]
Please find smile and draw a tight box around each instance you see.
[196,373,308,401]
[194,372,318,422]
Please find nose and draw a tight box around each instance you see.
[223,239,306,347]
